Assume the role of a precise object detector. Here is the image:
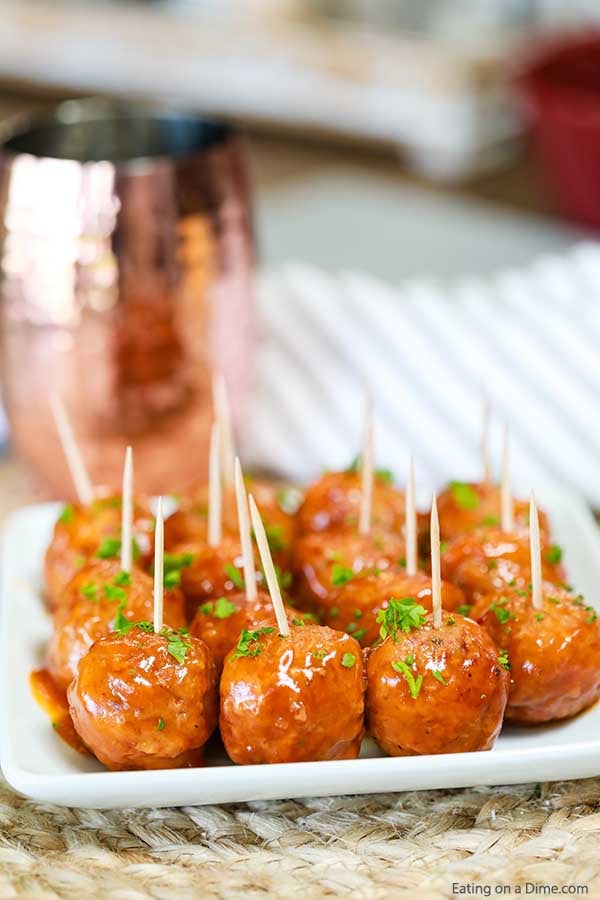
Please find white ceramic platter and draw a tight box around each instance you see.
[2,497,600,810]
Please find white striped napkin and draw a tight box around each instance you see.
[242,242,600,508]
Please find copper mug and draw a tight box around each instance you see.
[0,99,255,499]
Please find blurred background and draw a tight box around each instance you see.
[2,0,600,510]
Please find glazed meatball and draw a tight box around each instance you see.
[69,627,218,770]
[45,495,154,610]
[440,528,565,606]
[471,584,600,723]
[48,560,186,691]
[220,623,365,764]
[324,570,465,647]
[173,536,249,619]
[296,469,406,535]
[366,609,509,755]
[436,481,550,542]
[189,589,307,670]
[292,530,405,615]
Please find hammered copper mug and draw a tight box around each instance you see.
[0,99,255,498]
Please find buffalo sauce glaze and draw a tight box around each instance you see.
[366,612,509,755]
[30,668,89,754]
[472,583,600,723]
[296,469,406,535]
[436,482,550,542]
[219,623,365,764]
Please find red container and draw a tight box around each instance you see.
[517,30,600,228]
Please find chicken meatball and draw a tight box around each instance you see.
[471,584,600,723]
[324,570,465,647]
[366,606,509,755]
[297,469,406,535]
[48,560,186,691]
[220,623,365,764]
[436,481,550,542]
[440,528,565,606]
[68,627,218,770]
[45,495,154,610]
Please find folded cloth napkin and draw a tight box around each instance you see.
[242,242,600,507]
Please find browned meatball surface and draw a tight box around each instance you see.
[45,495,154,610]
[440,528,565,605]
[366,609,509,755]
[296,469,406,536]
[68,627,218,770]
[189,589,308,670]
[472,584,600,723]
[436,482,551,542]
[220,623,365,764]
[48,560,186,691]
[292,530,405,615]
[173,536,250,618]
[324,570,465,647]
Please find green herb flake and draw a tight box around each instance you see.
[329,607,339,618]
[165,630,192,664]
[354,609,363,619]
[439,541,448,554]
[353,629,366,641]
[58,504,74,524]
[225,563,245,590]
[331,563,355,587]
[114,570,131,586]
[163,551,195,575]
[96,537,121,559]
[376,468,394,485]
[341,653,356,668]
[431,670,448,686]
[80,581,98,601]
[214,596,238,619]
[586,606,598,624]
[490,602,515,624]
[547,596,560,605]
[446,616,456,626]
[113,602,133,635]
[546,545,563,565]
[104,583,127,602]
[312,650,326,659]
[164,570,181,588]
[157,718,166,731]
[398,557,407,568]
[392,659,423,700]
[377,596,427,642]
[456,604,471,617]
[481,516,500,527]
[449,481,479,510]
[233,627,275,659]
[498,650,510,671]
[264,523,287,554]
[535,612,544,621]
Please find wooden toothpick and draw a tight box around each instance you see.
[207,421,222,548]
[248,494,290,636]
[501,423,514,533]
[153,497,164,633]
[120,446,133,574]
[213,374,236,488]
[358,390,374,537]
[405,456,417,576]
[430,494,442,628]
[529,492,543,611]
[481,387,491,486]
[234,457,257,603]
[49,392,93,506]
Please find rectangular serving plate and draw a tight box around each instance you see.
[2,496,600,810]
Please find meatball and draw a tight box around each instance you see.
[68,627,218,770]
[471,584,600,723]
[440,527,565,606]
[292,530,405,615]
[324,570,465,647]
[189,589,307,670]
[45,495,154,611]
[173,535,249,619]
[48,560,186,691]
[436,481,550,542]
[296,469,406,536]
[220,623,365,764]
[366,610,509,755]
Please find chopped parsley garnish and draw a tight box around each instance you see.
[341,653,356,668]
[535,613,544,621]
[546,545,563,565]
[104,583,127,602]
[487,559,497,569]
[114,570,131,586]
[329,607,339,618]
[163,551,194,575]
[164,570,181,588]
[264,524,287,554]
[292,613,316,626]
[353,629,366,641]
[481,516,499,527]
[113,602,132,634]
[214,597,238,619]
[96,537,121,559]
[439,541,448,554]
[165,630,191,664]
[446,616,456,626]
[58,504,74,524]
[354,609,363,619]
[497,650,510,671]
[392,659,423,699]
[233,627,275,658]
[456,604,471,617]
[573,595,585,607]
[377,596,427,642]
[225,563,245,590]
[398,557,407,568]
[490,602,515,624]
[547,596,560,605]
[449,481,479,510]
[331,564,354,587]
[586,606,597,624]
[431,670,448,686]
[347,455,394,484]
[312,650,326,659]
[274,565,292,591]
[157,718,166,731]
[80,581,98,601]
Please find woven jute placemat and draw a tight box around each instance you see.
[1,775,600,899]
